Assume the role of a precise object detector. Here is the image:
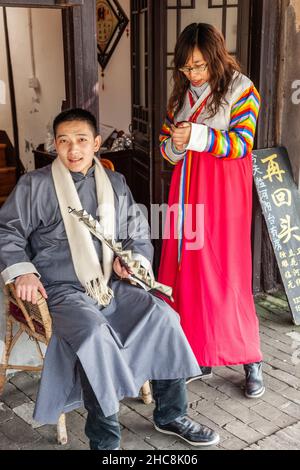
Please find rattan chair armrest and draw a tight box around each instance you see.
[6,283,52,341]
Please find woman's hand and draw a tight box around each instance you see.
[171,122,192,151]
[15,273,48,304]
[113,257,132,279]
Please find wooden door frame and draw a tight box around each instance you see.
[150,0,282,288]
[151,0,167,273]
[1,0,99,172]
[152,0,167,202]
[61,0,99,122]
[151,0,256,273]
[237,0,284,294]
[0,1,83,8]
[248,0,283,294]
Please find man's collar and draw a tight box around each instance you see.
[70,164,95,182]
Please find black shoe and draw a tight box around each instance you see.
[186,367,213,384]
[154,415,220,447]
[244,361,265,398]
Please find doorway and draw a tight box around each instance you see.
[0,0,99,173]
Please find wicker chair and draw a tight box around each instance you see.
[0,283,68,444]
[0,283,152,444]
[0,159,153,445]
[100,157,115,171]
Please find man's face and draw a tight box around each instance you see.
[54,120,101,175]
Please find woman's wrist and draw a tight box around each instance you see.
[186,123,209,152]
[171,141,187,154]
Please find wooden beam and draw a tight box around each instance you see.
[250,0,282,294]
[62,0,99,125]
[1,0,99,160]
[2,7,23,177]
[0,0,83,7]
[236,0,251,74]
[152,0,167,273]
[256,0,281,148]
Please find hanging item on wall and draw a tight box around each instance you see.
[96,0,129,90]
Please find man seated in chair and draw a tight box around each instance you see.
[0,108,219,450]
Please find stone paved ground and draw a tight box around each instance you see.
[1,293,300,451]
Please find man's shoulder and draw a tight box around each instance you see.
[104,168,127,193]
[21,164,53,183]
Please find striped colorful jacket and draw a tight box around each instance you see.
[160,74,261,164]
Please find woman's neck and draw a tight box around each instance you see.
[190,81,209,99]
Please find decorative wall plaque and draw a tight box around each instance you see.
[96,0,129,71]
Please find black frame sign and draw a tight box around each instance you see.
[96,0,129,71]
[253,147,300,325]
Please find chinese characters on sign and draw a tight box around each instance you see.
[253,147,300,325]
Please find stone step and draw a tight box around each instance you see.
[0,143,7,167]
[0,166,17,197]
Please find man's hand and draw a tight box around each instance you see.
[15,274,48,305]
[113,257,132,279]
[171,122,191,151]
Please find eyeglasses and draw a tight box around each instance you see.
[178,64,208,75]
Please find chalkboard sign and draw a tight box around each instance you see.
[252,147,300,325]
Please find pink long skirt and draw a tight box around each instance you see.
[158,151,262,366]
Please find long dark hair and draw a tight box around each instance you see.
[168,23,241,118]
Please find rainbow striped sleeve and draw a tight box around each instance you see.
[159,111,177,165]
[205,85,261,159]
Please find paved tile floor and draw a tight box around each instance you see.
[1,293,300,450]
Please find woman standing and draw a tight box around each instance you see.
[158,23,264,398]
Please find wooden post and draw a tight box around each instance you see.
[62,0,99,125]
[249,0,282,293]
[2,7,22,176]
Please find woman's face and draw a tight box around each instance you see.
[181,47,210,87]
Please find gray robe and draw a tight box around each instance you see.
[0,164,200,423]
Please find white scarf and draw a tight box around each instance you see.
[51,157,115,306]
